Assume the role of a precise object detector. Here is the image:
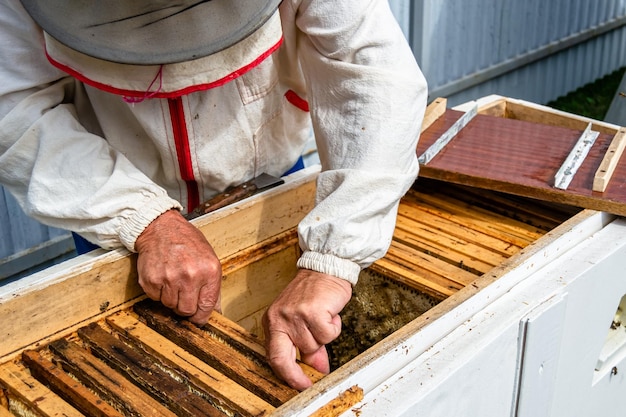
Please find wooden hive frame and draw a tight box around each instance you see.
[0,170,600,416]
[0,170,321,416]
[418,95,626,215]
[0,96,620,415]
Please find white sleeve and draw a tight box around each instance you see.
[287,0,428,284]
[0,0,181,252]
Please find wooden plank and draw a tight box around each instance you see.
[405,190,545,246]
[416,179,577,230]
[387,241,478,287]
[21,349,126,417]
[0,389,8,415]
[593,127,626,192]
[476,95,507,117]
[77,323,222,417]
[220,245,299,335]
[418,100,626,216]
[204,311,325,384]
[308,385,364,417]
[106,311,276,417]
[0,251,142,361]
[0,170,318,361]
[396,204,523,257]
[371,256,456,300]
[393,216,509,274]
[193,171,317,261]
[221,228,298,276]
[206,311,267,360]
[0,360,83,417]
[503,98,618,135]
[48,338,179,417]
[374,228,483,298]
[0,406,12,417]
[133,300,299,407]
[421,97,447,133]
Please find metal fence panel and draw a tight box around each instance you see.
[0,187,73,281]
[406,0,626,105]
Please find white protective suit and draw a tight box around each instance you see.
[0,0,427,285]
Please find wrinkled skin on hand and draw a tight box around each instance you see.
[263,269,352,390]
[135,209,222,325]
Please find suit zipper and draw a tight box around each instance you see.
[168,97,200,211]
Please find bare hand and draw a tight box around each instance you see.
[135,209,222,324]
[262,269,352,390]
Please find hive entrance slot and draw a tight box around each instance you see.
[595,294,626,378]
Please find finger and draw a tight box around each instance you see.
[307,313,342,346]
[159,282,179,310]
[141,282,162,301]
[213,290,222,314]
[266,331,313,391]
[189,284,220,325]
[300,345,330,374]
[176,285,201,317]
[136,268,163,301]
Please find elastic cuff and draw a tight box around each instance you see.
[296,251,361,286]
[118,197,182,252]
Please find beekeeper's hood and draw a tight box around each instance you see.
[19,0,282,65]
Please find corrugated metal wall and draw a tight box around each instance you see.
[2,0,626,280]
[405,0,626,106]
[0,188,74,281]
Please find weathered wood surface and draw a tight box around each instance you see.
[1,301,303,416]
[594,127,626,192]
[220,244,299,337]
[133,300,299,407]
[0,360,83,417]
[418,100,626,216]
[0,133,592,416]
[204,308,324,384]
[77,322,223,417]
[107,310,277,417]
[21,349,126,417]
[307,385,364,417]
[421,97,448,133]
[49,338,180,417]
[370,178,572,300]
[0,170,317,361]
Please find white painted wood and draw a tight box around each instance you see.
[318,217,626,417]
[595,295,626,371]
[273,210,613,416]
[514,293,568,417]
[546,220,626,417]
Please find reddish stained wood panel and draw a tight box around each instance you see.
[417,110,626,216]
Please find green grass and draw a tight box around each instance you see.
[546,67,625,120]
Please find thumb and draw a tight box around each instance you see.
[267,331,313,390]
[300,345,330,375]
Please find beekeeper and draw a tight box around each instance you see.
[0,0,427,389]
